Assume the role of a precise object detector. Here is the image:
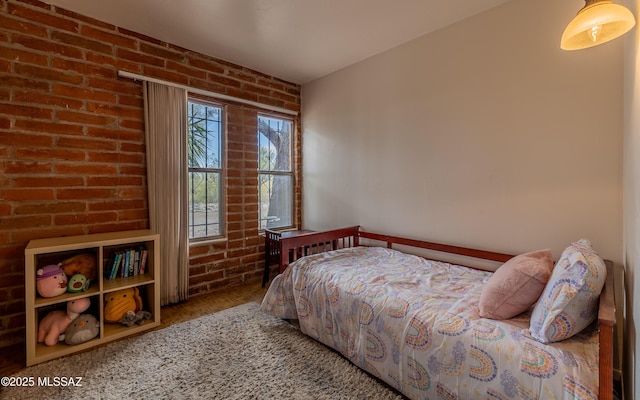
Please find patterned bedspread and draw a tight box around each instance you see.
[260,246,600,400]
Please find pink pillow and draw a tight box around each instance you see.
[479,249,554,320]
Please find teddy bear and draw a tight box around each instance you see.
[67,273,90,293]
[63,314,99,345]
[36,264,68,298]
[37,297,91,346]
[104,287,143,323]
[118,310,153,327]
[59,253,97,281]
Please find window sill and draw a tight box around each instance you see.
[189,237,227,248]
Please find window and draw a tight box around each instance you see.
[187,100,223,240]
[258,115,293,230]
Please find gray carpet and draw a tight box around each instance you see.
[2,302,403,400]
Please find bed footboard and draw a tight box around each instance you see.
[599,260,616,400]
[278,226,360,273]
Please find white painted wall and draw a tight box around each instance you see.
[623,1,639,398]
[301,0,623,265]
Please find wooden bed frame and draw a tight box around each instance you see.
[277,225,616,400]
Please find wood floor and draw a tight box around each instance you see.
[0,280,268,377]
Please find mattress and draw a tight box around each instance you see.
[260,246,600,400]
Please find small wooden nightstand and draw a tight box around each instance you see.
[263,229,314,287]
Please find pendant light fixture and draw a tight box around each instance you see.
[561,0,636,50]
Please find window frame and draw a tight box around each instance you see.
[257,113,295,231]
[187,99,225,242]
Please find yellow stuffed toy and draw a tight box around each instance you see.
[104,287,143,323]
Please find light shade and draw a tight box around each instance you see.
[561,0,636,50]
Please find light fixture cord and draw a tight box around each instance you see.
[583,0,605,8]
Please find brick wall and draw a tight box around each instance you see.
[0,0,302,352]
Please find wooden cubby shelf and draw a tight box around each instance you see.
[25,229,161,366]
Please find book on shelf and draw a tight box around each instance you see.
[104,247,148,280]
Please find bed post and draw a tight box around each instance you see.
[599,260,616,400]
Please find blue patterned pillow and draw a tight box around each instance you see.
[529,239,606,343]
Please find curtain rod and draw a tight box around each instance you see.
[118,70,299,116]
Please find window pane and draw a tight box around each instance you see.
[188,171,221,239]
[259,174,292,230]
[258,116,291,172]
[188,100,223,240]
[188,102,221,169]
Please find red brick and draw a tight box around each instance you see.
[87,176,142,187]
[56,162,118,175]
[1,160,52,174]
[14,176,83,187]
[142,65,189,85]
[0,45,49,64]
[51,30,112,55]
[0,189,54,201]
[0,103,52,119]
[187,57,225,74]
[57,188,114,200]
[140,42,185,63]
[117,48,164,68]
[0,14,48,38]
[12,34,83,59]
[11,226,85,243]
[119,141,145,153]
[55,110,117,126]
[55,211,118,225]
[14,201,86,215]
[86,102,142,119]
[0,132,52,147]
[118,187,145,199]
[81,25,137,49]
[56,136,118,151]
[119,165,145,176]
[0,214,51,230]
[86,52,142,74]
[53,84,118,103]
[0,203,11,217]
[51,58,116,79]
[166,61,207,80]
[14,63,84,85]
[89,199,143,211]
[16,147,85,161]
[8,2,78,33]
[87,77,140,95]
[13,91,84,110]
[118,119,144,131]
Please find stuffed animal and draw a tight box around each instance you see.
[59,253,97,281]
[36,264,67,298]
[67,274,90,293]
[104,287,143,323]
[63,314,99,345]
[37,298,91,346]
[118,310,153,327]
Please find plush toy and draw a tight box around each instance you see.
[37,298,91,346]
[36,264,67,298]
[59,253,97,281]
[67,274,90,293]
[118,310,153,327]
[104,287,143,323]
[63,314,99,345]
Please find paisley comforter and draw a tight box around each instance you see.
[260,246,599,400]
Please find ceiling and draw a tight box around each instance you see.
[42,0,513,85]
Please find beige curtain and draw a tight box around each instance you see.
[143,81,189,305]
